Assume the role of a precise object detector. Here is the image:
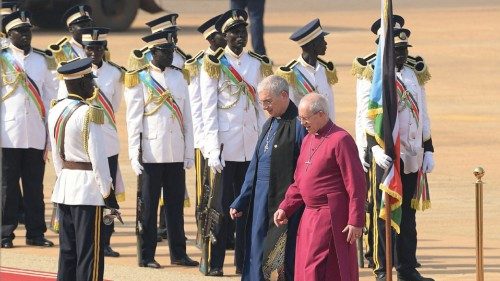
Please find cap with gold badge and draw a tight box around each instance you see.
[215,9,248,33]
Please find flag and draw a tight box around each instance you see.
[367,0,404,233]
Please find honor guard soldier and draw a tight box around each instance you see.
[354,22,435,281]
[128,14,193,239]
[49,57,117,281]
[199,9,272,276]
[79,27,125,257]
[48,4,94,65]
[276,18,338,121]
[186,13,226,237]
[128,13,192,71]
[1,2,19,48]
[352,15,407,270]
[124,29,198,269]
[1,10,58,249]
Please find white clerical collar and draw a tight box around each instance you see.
[9,43,31,57]
[225,46,245,59]
[70,37,83,49]
[298,55,317,71]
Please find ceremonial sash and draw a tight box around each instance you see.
[219,55,257,104]
[61,41,80,60]
[54,100,84,159]
[396,77,419,126]
[1,49,46,119]
[138,70,184,134]
[95,89,116,130]
[292,67,316,96]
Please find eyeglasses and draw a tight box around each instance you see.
[297,110,322,122]
[258,98,274,107]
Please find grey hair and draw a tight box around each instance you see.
[257,75,289,97]
[300,93,330,116]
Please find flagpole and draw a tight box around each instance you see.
[385,192,393,281]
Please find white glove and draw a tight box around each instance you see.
[422,151,435,173]
[358,146,370,173]
[131,158,144,176]
[208,149,225,173]
[371,145,392,169]
[184,159,194,170]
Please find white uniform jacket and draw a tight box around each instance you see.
[1,44,58,150]
[361,66,431,174]
[288,55,335,121]
[186,48,216,156]
[57,61,123,156]
[200,47,267,162]
[49,98,113,206]
[125,63,194,163]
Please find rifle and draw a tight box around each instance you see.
[199,144,224,275]
[135,133,144,266]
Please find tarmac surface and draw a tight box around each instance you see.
[1,0,500,280]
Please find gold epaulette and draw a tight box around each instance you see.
[107,60,127,82]
[184,50,204,79]
[124,66,146,88]
[182,68,190,85]
[248,51,273,77]
[405,55,431,85]
[176,47,192,61]
[275,60,298,87]
[317,57,338,85]
[203,47,224,79]
[127,46,149,71]
[33,48,57,70]
[48,37,70,65]
[88,104,104,124]
[351,52,376,81]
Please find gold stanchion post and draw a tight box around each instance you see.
[473,167,485,281]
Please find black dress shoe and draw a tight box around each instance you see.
[139,260,161,269]
[415,262,422,268]
[235,267,242,275]
[26,237,54,247]
[1,240,13,248]
[157,228,168,239]
[207,268,223,276]
[398,270,434,281]
[171,256,199,267]
[104,246,120,257]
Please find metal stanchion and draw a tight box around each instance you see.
[473,167,484,281]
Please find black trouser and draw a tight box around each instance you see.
[1,148,46,241]
[103,155,118,247]
[57,204,104,281]
[373,161,418,276]
[210,161,249,270]
[231,0,266,55]
[195,148,208,220]
[140,162,187,263]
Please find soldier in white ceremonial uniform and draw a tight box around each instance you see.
[356,26,435,281]
[124,29,198,269]
[199,9,272,276]
[1,10,58,249]
[1,2,19,48]
[80,27,126,257]
[185,12,226,238]
[276,18,337,121]
[48,5,93,65]
[49,58,117,281]
[353,15,407,270]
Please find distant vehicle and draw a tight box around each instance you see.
[18,0,168,31]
